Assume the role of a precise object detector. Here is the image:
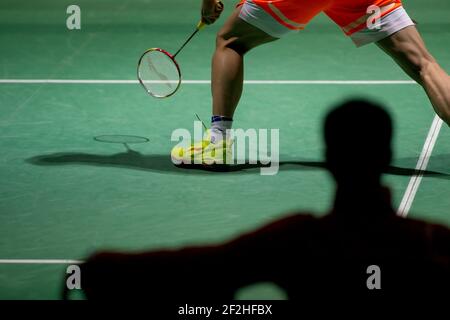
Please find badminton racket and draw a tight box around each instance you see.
[137,1,223,98]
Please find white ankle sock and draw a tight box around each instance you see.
[210,115,233,144]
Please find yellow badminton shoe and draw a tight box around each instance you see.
[171,131,233,166]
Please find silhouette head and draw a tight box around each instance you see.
[324,99,393,187]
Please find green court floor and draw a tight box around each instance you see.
[0,0,449,299]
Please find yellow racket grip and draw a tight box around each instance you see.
[197,20,206,30]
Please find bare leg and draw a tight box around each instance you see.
[212,7,278,118]
[377,26,450,126]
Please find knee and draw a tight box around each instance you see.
[417,54,437,78]
[215,31,249,55]
[404,48,436,83]
[215,30,231,48]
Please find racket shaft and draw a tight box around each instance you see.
[173,28,200,58]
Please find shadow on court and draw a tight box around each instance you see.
[77,99,450,301]
[25,150,450,179]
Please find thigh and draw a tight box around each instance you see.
[325,0,412,47]
[238,0,332,36]
[376,25,433,65]
[376,25,435,83]
[216,5,279,54]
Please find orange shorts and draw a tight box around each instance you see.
[237,0,412,45]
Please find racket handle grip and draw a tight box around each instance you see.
[197,20,206,30]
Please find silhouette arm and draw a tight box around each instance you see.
[81,214,314,299]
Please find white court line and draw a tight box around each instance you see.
[0,79,416,85]
[0,259,84,264]
[397,115,443,217]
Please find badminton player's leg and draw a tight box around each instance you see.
[211,6,277,119]
[172,0,321,166]
[377,26,450,126]
[172,5,280,165]
[326,1,450,126]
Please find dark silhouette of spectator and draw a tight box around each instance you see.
[79,99,450,300]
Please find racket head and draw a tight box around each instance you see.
[137,48,181,98]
